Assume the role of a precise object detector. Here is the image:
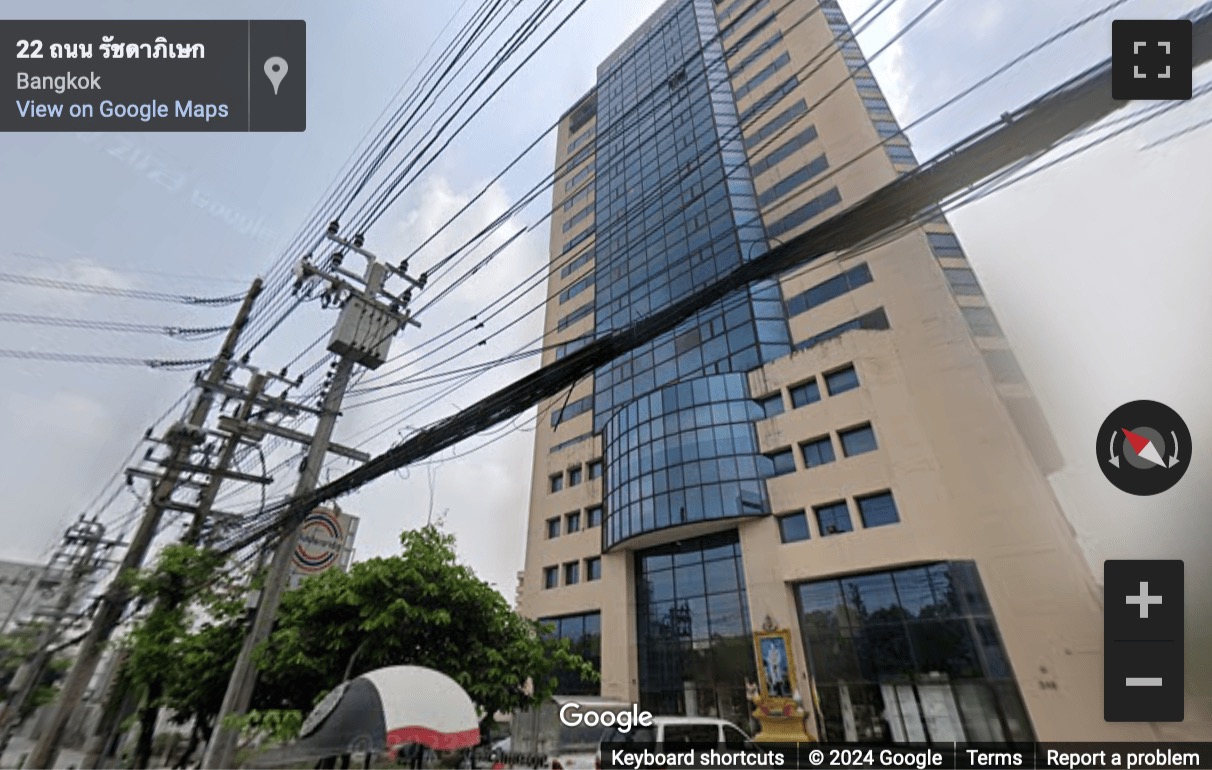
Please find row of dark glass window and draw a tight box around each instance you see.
[566,125,595,155]
[550,394,595,429]
[794,306,890,352]
[734,51,791,102]
[724,10,776,60]
[607,457,768,514]
[546,505,604,538]
[563,184,592,213]
[608,480,766,537]
[542,557,602,589]
[557,302,593,332]
[756,362,859,419]
[548,458,603,493]
[549,431,591,454]
[720,0,772,41]
[559,245,594,279]
[595,304,753,391]
[596,343,762,418]
[562,225,595,255]
[562,204,593,233]
[767,186,843,238]
[778,490,900,543]
[554,334,591,361]
[558,273,594,305]
[766,421,878,478]
[756,153,829,207]
[594,219,735,313]
[745,99,807,150]
[739,75,798,124]
[729,31,785,80]
[564,165,593,192]
[785,262,873,318]
[595,166,730,251]
[750,124,818,176]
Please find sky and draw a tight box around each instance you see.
[0,0,1208,656]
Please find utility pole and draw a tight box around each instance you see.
[78,366,291,770]
[0,519,113,758]
[202,224,420,768]
[26,278,263,769]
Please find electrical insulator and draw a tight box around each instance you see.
[327,220,339,235]
[353,233,365,248]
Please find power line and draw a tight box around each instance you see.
[0,312,228,339]
[0,349,213,369]
[0,271,245,306]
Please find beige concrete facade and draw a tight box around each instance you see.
[517,0,1166,742]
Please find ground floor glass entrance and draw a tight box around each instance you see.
[794,561,1034,743]
[635,530,757,729]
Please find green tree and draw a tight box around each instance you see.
[252,525,597,735]
[119,545,245,768]
[0,626,70,716]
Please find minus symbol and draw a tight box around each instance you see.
[1125,677,1163,686]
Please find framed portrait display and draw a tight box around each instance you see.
[753,628,797,702]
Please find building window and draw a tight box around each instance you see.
[778,511,810,543]
[885,144,918,166]
[587,505,603,528]
[927,231,964,257]
[588,459,603,479]
[963,306,1003,337]
[558,274,594,304]
[557,302,594,331]
[551,394,594,427]
[824,365,859,395]
[546,517,561,539]
[550,473,564,493]
[756,393,784,418]
[857,491,900,528]
[796,307,890,352]
[586,557,602,581]
[562,204,593,233]
[800,435,836,469]
[566,511,582,533]
[795,562,1035,743]
[766,448,796,477]
[785,263,873,317]
[839,424,878,457]
[756,154,830,207]
[750,125,818,176]
[569,466,584,486]
[789,378,821,408]
[560,246,594,278]
[815,501,853,536]
[543,566,559,589]
[564,561,580,586]
[745,99,807,149]
[634,531,756,726]
[943,267,982,296]
[767,187,843,238]
[538,611,601,694]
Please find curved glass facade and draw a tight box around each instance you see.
[603,374,770,549]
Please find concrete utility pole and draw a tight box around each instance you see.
[0,519,111,758]
[78,368,288,770]
[203,225,419,769]
[26,278,263,769]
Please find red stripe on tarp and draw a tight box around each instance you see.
[386,725,481,750]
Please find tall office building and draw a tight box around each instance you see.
[519,0,1146,742]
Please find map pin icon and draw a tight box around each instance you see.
[264,56,288,95]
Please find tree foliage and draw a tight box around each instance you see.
[123,525,596,750]
[254,525,597,726]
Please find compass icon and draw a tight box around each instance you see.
[1098,400,1191,495]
